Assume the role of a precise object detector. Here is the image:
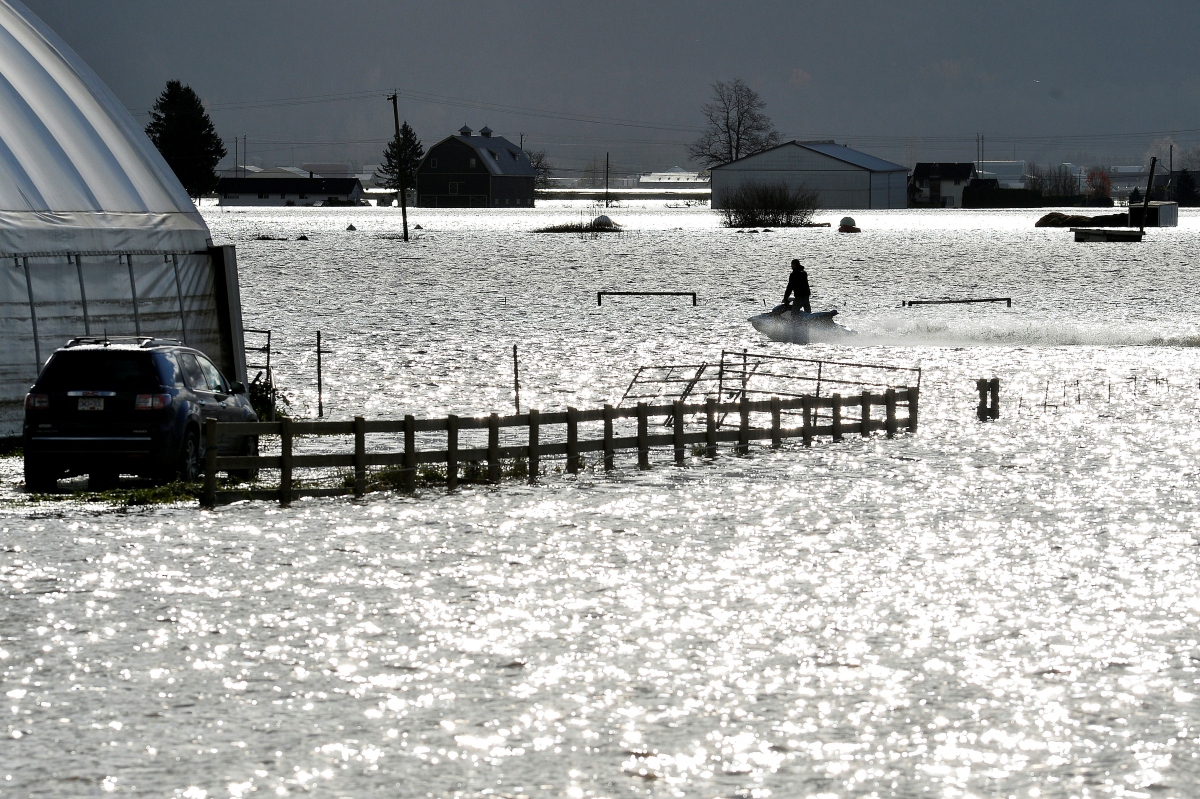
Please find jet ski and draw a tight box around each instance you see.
[749,304,853,344]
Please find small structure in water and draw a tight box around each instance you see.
[838,216,861,233]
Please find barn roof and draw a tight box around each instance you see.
[709,141,908,174]
[424,133,535,177]
[0,0,211,255]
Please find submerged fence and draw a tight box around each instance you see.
[201,388,918,506]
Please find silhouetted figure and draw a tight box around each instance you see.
[783,259,811,314]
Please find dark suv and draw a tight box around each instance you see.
[23,338,258,491]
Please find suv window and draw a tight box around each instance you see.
[37,351,160,392]
[156,352,187,389]
[178,353,207,391]
[197,356,229,394]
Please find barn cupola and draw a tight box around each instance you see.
[458,125,473,136]
[479,126,493,138]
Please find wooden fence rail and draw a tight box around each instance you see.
[202,388,918,506]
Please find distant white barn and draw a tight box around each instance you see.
[710,141,909,210]
[0,0,247,438]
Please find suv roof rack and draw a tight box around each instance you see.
[64,336,182,349]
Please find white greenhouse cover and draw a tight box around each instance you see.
[0,0,211,256]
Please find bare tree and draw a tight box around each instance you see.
[1181,146,1200,171]
[687,78,781,168]
[524,149,554,189]
[1085,168,1111,199]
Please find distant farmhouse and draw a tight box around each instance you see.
[710,141,908,210]
[416,126,536,208]
[217,166,364,206]
[637,166,709,190]
[911,163,977,207]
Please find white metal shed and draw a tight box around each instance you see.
[0,0,246,438]
[710,141,909,210]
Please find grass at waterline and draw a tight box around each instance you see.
[23,480,201,507]
[533,220,622,234]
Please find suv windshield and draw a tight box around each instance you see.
[37,351,162,392]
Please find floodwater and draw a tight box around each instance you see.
[3,204,1200,797]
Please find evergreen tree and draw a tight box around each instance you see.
[144,80,226,198]
[374,122,423,191]
[1128,186,1142,204]
[1175,169,1200,207]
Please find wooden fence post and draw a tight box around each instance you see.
[403,414,416,491]
[279,416,293,504]
[202,418,218,507]
[446,414,458,491]
[737,395,749,455]
[637,402,650,469]
[488,413,500,483]
[860,390,871,438]
[802,395,813,447]
[989,378,1000,420]
[353,415,366,498]
[528,409,540,483]
[907,386,919,432]
[832,394,843,441]
[566,407,579,474]
[705,397,717,458]
[977,379,988,421]
[603,404,615,471]
[770,397,782,448]
[885,388,897,438]
[673,400,685,465]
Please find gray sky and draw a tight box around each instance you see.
[22,0,1200,173]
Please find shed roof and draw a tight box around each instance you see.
[216,177,362,194]
[0,0,210,255]
[912,163,976,182]
[709,141,908,174]
[425,133,535,177]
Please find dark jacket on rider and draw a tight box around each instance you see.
[784,268,810,306]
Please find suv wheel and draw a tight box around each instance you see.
[23,457,58,493]
[177,429,200,483]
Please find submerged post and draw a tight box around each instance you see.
[202,418,218,507]
[737,395,749,455]
[989,378,1000,420]
[279,416,294,504]
[860,390,871,438]
[802,395,813,447]
[907,386,919,432]
[403,414,416,491]
[512,344,520,414]
[487,413,501,483]
[637,402,650,469]
[316,330,323,418]
[528,409,540,482]
[353,415,366,498]
[705,397,717,458]
[603,404,615,470]
[831,394,843,441]
[673,400,685,465]
[446,414,459,491]
[885,389,897,438]
[567,407,580,474]
[976,379,989,421]
[770,397,782,448]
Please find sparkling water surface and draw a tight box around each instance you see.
[3,205,1200,797]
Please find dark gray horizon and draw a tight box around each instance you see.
[22,0,1200,174]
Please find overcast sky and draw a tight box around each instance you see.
[22,0,1200,173]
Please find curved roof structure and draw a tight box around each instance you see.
[0,0,210,255]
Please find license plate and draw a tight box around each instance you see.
[78,398,104,411]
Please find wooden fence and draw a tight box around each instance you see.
[202,387,918,506]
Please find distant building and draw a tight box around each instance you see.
[977,161,1027,189]
[710,141,909,210]
[911,163,977,207]
[638,166,709,189]
[416,126,536,208]
[216,176,364,206]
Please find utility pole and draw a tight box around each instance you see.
[387,93,410,242]
[605,152,610,208]
[234,137,238,178]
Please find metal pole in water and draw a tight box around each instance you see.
[387,92,410,242]
[317,330,323,418]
